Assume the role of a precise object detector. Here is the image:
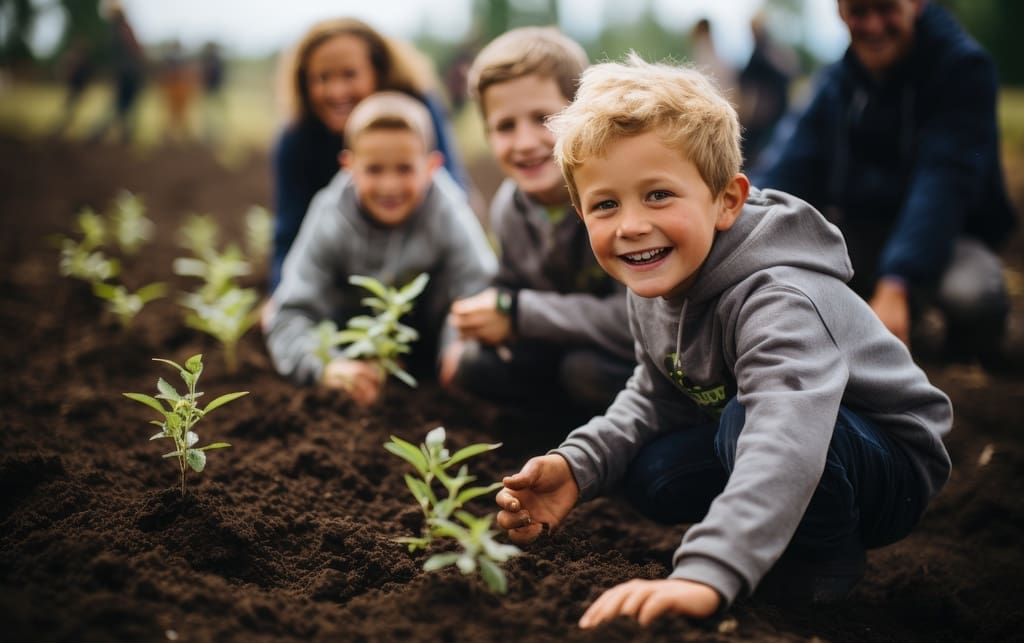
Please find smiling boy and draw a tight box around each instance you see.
[265,91,496,405]
[495,54,952,626]
[442,27,635,422]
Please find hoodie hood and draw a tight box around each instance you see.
[683,187,853,305]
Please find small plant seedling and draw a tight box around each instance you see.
[174,243,252,304]
[180,287,260,373]
[177,212,221,261]
[124,353,248,497]
[92,281,167,329]
[109,190,154,255]
[59,239,120,283]
[244,205,272,264]
[334,273,429,388]
[385,426,519,593]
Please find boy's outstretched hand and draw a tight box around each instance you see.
[579,578,721,628]
[496,454,578,544]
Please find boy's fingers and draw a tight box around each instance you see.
[495,488,521,512]
[502,459,541,489]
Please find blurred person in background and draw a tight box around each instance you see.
[737,12,797,168]
[268,17,476,293]
[50,35,95,137]
[752,0,1016,368]
[87,0,145,144]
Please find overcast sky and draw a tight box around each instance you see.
[31,0,848,67]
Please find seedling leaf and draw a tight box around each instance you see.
[204,391,249,414]
[123,392,166,415]
[186,448,207,472]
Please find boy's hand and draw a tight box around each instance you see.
[450,288,512,345]
[870,278,910,346]
[322,358,384,406]
[578,578,721,628]
[496,454,578,544]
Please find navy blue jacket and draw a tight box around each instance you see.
[270,93,469,291]
[752,3,1015,287]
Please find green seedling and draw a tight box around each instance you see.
[59,238,120,283]
[109,190,154,255]
[177,213,221,261]
[75,207,107,251]
[92,281,167,329]
[311,319,347,368]
[124,353,248,497]
[385,426,519,593]
[426,511,521,594]
[180,287,260,374]
[244,205,272,264]
[334,272,429,388]
[174,243,251,303]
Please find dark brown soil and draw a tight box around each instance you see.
[1,135,1023,642]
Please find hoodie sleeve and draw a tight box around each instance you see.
[516,285,634,361]
[552,299,706,499]
[265,186,348,385]
[668,284,847,607]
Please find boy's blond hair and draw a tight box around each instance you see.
[466,26,589,109]
[344,91,436,151]
[276,17,439,124]
[549,53,742,209]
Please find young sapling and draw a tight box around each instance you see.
[92,281,167,329]
[109,190,154,255]
[177,212,221,261]
[385,426,520,593]
[333,272,429,388]
[244,205,272,264]
[124,353,248,496]
[180,287,260,373]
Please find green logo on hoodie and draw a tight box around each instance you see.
[664,353,728,417]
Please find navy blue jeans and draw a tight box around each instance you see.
[623,398,928,558]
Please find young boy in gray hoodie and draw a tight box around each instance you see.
[265,92,496,405]
[495,54,952,626]
[442,27,635,419]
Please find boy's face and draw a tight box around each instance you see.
[341,129,441,226]
[574,131,747,300]
[306,34,378,134]
[839,0,922,77]
[482,74,570,207]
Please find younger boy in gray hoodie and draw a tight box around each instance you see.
[495,55,952,626]
[265,92,496,405]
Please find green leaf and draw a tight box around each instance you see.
[404,474,435,508]
[186,431,199,447]
[185,354,203,374]
[204,391,249,414]
[479,556,508,594]
[349,274,389,299]
[381,358,417,388]
[445,442,502,469]
[384,436,428,475]
[152,357,184,372]
[198,442,231,451]
[456,482,503,506]
[423,552,461,572]
[156,378,181,401]
[136,282,168,303]
[186,448,207,472]
[162,450,184,458]
[123,392,166,415]
[149,431,169,440]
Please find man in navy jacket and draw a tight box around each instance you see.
[752,0,1015,364]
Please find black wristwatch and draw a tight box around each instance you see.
[495,288,514,315]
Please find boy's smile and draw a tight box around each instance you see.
[482,74,570,206]
[574,131,746,299]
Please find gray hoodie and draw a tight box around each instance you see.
[489,178,633,360]
[266,169,497,385]
[554,188,952,606]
